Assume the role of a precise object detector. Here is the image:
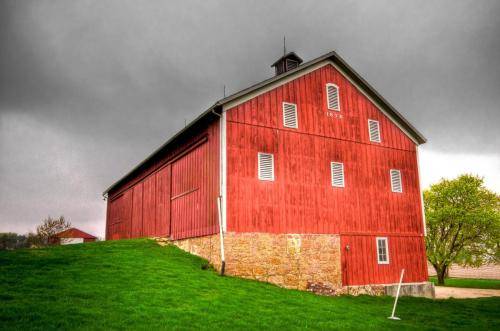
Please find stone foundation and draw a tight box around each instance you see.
[307,282,386,296]
[384,282,435,298]
[160,232,434,298]
[167,232,342,290]
[307,282,434,298]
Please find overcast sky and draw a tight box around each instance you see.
[1,0,499,237]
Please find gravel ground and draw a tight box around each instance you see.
[435,286,500,299]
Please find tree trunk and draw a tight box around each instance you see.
[436,266,447,285]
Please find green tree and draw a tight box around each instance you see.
[36,216,72,246]
[26,232,45,248]
[424,174,500,285]
[0,233,28,250]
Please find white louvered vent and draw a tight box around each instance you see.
[330,162,345,187]
[368,119,381,143]
[326,83,340,111]
[390,169,402,193]
[282,102,298,128]
[258,153,275,181]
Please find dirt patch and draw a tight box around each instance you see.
[435,286,500,299]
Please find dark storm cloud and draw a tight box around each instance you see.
[1,0,499,235]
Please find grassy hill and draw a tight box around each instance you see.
[1,239,498,330]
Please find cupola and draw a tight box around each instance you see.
[271,52,303,76]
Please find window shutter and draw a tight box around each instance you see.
[326,84,340,111]
[390,169,402,193]
[258,153,274,181]
[368,119,381,143]
[330,162,345,187]
[282,102,298,128]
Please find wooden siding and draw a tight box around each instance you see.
[156,165,171,236]
[106,120,219,240]
[226,64,416,151]
[142,175,156,237]
[131,184,143,237]
[225,63,427,284]
[107,189,133,240]
[171,142,218,239]
[227,123,423,234]
[226,64,423,235]
[341,235,428,285]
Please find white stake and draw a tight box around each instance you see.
[388,268,405,320]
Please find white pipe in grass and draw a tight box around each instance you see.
[388,269,405,320]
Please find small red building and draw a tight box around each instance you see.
[104,50,432,296]
[50,228,97,245]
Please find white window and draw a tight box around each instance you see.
[258,152,275,181]
[368,119,381,143]
[390,169,403,193]
[376,237,389,264]
[282,102,298,128]
[330,162,345,187]
[326,83,340,111]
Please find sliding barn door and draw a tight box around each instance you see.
[155,164,171,237]
[170,143,210,239]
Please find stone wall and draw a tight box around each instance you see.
[164,232,434,298]
[169,232,342,290]
[167,233,222,268]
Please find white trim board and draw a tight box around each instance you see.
[416,145,426,236]
[220,111,227,232]
[222,60,419,145]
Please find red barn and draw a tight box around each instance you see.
[104,50,432,296]
[50,228,97,245]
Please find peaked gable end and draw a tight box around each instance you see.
[225,62,416,151]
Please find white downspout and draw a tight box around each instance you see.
[416,145,427,236]
[217,195,226,275]
[213,108,227,275]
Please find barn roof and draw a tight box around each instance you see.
[103,50,426,195]
[54,228,97,239]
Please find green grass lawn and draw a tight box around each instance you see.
[1,239,499,330]
[429,276,500,290]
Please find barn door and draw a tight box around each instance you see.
[341,235,373,286]
[155,164,171,237]
[341,236,353,286]
[170,142,208,239]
